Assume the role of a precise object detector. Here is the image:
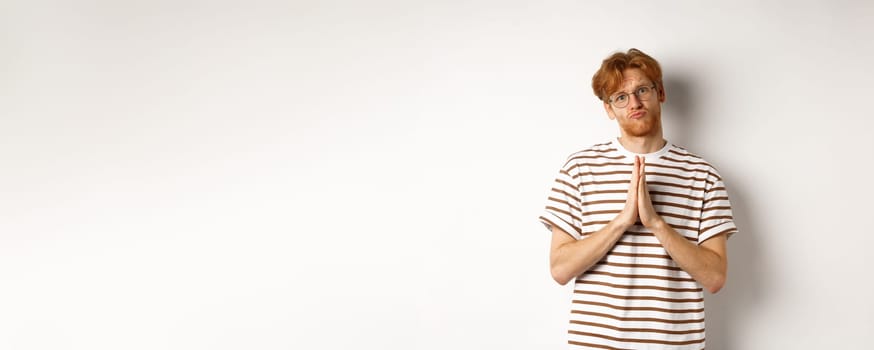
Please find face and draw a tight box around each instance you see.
[603,68,666,138]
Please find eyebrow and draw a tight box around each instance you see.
[612,83,655,95]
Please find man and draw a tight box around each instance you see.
[539,48,737,349]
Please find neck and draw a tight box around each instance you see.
[617,132,666,154]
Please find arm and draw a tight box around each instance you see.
[549,219,628,285]
[548,156,642,285]
[644,221,727,293]
[637,157,728,294]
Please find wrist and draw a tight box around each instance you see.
[614,215,635,233]
[646,217,668,231]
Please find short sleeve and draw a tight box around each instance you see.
[698,170,738,244]
[539,159,585,240]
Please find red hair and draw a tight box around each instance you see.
[592,48,663,101]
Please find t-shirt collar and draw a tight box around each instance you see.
[611,137,672,161]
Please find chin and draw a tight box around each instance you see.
[622,120,658,137]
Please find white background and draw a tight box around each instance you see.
[2,1,873,349]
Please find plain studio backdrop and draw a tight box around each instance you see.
[2,1,873,349]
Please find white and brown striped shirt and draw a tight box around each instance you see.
[539,139,737,350]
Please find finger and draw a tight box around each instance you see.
[639,159,654,207]
[638,157,646,188]
[638,157,648,199]
[638,166,646,199]
[639,157,646,180]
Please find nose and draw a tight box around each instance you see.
[628,92,644,109]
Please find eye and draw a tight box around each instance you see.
[613,94,628,102]
[636,86,651,95]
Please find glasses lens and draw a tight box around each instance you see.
[637,86,652,100]
[612,94,628,108]
[611,85,655,108]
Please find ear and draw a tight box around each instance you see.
[658,84,666,103]
[604,101,616,120]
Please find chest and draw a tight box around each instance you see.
[576,162,708,238]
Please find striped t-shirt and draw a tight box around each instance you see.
[539,139,737,350]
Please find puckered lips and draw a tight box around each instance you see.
[628,110,646,120]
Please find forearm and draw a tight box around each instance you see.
[649,220,727,293]
[550,220,629,285]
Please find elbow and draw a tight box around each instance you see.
[550,266,573,286]
[706,274,726,294]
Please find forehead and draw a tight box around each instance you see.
[617,68,652,90]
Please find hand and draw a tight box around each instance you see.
[637,156,665,229]
[614,156,641,231]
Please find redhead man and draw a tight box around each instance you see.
[539,48,737,349]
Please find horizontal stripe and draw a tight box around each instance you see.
[668,148,702,159]
[646,162,715,181]
[704,226,736,238]
[545,206,581,223]
[581,179,631,186]
[662,156,711,167]
[583,199,626,206]
[574,290,704,303]
[652,200,701,212]
[567,340,628,350]
[646,171,708,182]
[703,196,729,204]
[545,205,575,220]
[607,251,672,259]
[586,271,696,282]
[614,241,665,249]
[571,310,705,324]
[702,205,731,212]
[585,162,633,168]
[569,154,625,161]
[663,223,700,233]
[551,187,581,203]
[597,261,683,272]
[648,180,706,192]
[568,330,704,346]
[582,189,628,196]
[700,222,731,233]
[702,215,733,221]
[659,212,699,222]
[575,170,632,178]
[582,209,621,216]
[555,178,578,191]
[576,279,703,293]
[570,320,705,335]
[626,231,696,242]
[623,231,654,237]
[649,190,702,201]
[566,148,620,163]
[539,215,581,235]
[547,197,580,211]
[572,300,704,314]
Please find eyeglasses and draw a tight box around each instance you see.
[607,84,658,108]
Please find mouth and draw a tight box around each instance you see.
[629,111,645,120]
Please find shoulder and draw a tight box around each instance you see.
[662,144,724,181]
[562,141,621,167]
